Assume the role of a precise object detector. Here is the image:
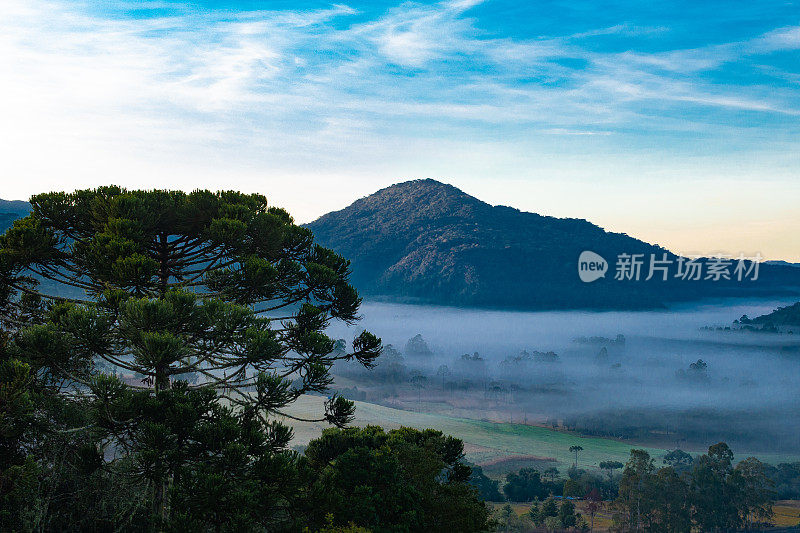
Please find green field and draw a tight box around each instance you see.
[279,395,800,477]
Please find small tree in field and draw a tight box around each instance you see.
[570,444,584,467]
[436,364,450,389]
[409,371,427,407]
[600,460,624,483]
[0,188,381,523]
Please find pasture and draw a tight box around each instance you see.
[279,395,800,478]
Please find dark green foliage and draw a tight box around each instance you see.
[599,460,624,495]
[468,464,504,501]
[0,187,382,529]
[0,189,381,398]
[662,449,694,473]
[527,500,540,523]
[558,500,577,528]
[563,478,581,498]
[613,449,657,531]
[0,291,150,532]
[503,467,552,502]
[535,496,559,525]
[155,385,311,531]
[527,498,551,526]
[565,465,614,500]
[613,448,692,532]
[303,425,491,533]
[651,467,691,533]
[689,442,740,531]
[732,456,775,528]
[613,449,693,532]
[502,464,610,504]
[0,355,42,529]
[612,443,775,532]
[768,461,800,499]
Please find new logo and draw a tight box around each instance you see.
[578,251,607,283]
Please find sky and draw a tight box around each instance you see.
[1,0,799,260]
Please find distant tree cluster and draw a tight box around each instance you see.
[747,302,800,327]
[503,462,617,504]
[504,468,561,502]
[404,333,433,356]
[468,465,503,502]
[675,359,710,382]
[612,443,774,532]
[492,442,784,532]
[767,461,800,500]
[495,496,588,532]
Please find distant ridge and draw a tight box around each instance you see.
[1,186,797,310]
[750,301,800,327]
[766,260,800,269]
[0,199,30,234]
[306,179,800,310]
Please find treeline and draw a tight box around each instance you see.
[490,444,782,532]
[742,302,800,327]
[612,444,773,532]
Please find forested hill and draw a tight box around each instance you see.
[2,187,798,310]
[306,179,800,310]
[0,200,30,234]
[750,302,800,326]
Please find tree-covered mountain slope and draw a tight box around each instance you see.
[306,179,800,309]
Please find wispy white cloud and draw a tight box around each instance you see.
[1,0,799,261]
[3,0,797,142]
[353,0,486,68]
[541,128,613,136]
[569,24,669,40]
[751,26,800,53]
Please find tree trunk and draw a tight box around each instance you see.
[153,365,171,528]
[153,232,172,528]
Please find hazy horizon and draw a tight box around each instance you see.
[3,178,799,264]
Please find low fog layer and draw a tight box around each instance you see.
[327,298,800,454]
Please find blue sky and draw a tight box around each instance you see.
[1,0,799,259]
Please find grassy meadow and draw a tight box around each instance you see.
[279,395,800,479]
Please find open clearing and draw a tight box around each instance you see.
[279,395,800,477]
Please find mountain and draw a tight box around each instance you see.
[0,200,30,234]
[306,179,800,310]
[2,186,797,310]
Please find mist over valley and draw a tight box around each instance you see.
[327,298,800,458]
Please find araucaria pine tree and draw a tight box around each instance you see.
[0,188,382,523]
